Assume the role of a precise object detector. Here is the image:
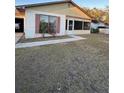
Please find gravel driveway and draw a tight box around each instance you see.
[15,34,109,93]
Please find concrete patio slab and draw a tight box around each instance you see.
[15,35,86,48]
[15,33,24,44]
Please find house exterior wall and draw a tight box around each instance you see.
[23,2,91,38]
[25,9,66,38]
[26,3,91,20]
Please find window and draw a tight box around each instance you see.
[39,15,57,34]
[83,22,91,30]
[74,21,83,30]
[40,15,49,33]
[49,16,57,33]
[69,20,73,30]
[65,19,91,31]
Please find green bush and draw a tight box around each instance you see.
[91,28,99,33]
[39,22,47,33]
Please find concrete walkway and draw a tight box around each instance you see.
[15,33,24,44]
[15,35,86,48]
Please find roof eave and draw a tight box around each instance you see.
[16,1,70,8]
[70,1,92,20]
[16,0,92,19]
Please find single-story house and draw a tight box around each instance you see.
[15,0,92,38]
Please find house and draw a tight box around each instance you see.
[15,0,92,38]
[91,20,109,34]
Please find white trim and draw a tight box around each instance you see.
[67,19,74,34]
[72,20,74,30]
[66,16,91,22]
[82,21,84,30]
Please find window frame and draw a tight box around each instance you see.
[66,19,91,31]
[68,20,74,31]
[83,22,91,30]
[74,20,83,30]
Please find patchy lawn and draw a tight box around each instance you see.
[15,34,109,93]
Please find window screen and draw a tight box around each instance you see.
[74,21,83,30]
[83,22,91,30]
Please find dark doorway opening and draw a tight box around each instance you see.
[15,18,24,32]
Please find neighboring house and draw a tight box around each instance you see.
[91,21,109,34]
[15,0,91,38]
[91,22,106,29]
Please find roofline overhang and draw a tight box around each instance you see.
[16,0,92,19]
[16,1,70,8]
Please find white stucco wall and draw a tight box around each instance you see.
[24,9,66,38]
[24,8,91,38]
[99,28,109,34]
[25,10,35,38]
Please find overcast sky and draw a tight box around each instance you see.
[16,0,109,9]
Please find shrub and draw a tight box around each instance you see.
[91,28,99,33]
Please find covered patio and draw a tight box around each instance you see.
[15,33,24,43]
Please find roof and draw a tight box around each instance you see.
[16,0,92,19]
[16,1,69,8]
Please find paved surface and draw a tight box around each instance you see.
[15,35,86,48]
[16,34,109,93]
[15,33,23,44]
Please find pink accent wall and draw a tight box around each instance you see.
[35,14,40,33]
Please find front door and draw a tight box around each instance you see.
[67,19,74,34]
[69,20,73,30]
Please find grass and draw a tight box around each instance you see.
[15,34,109,93]
[18,35,70,43]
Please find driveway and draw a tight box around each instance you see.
[15,34,109,93]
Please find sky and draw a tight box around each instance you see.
[15,0,109,9]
